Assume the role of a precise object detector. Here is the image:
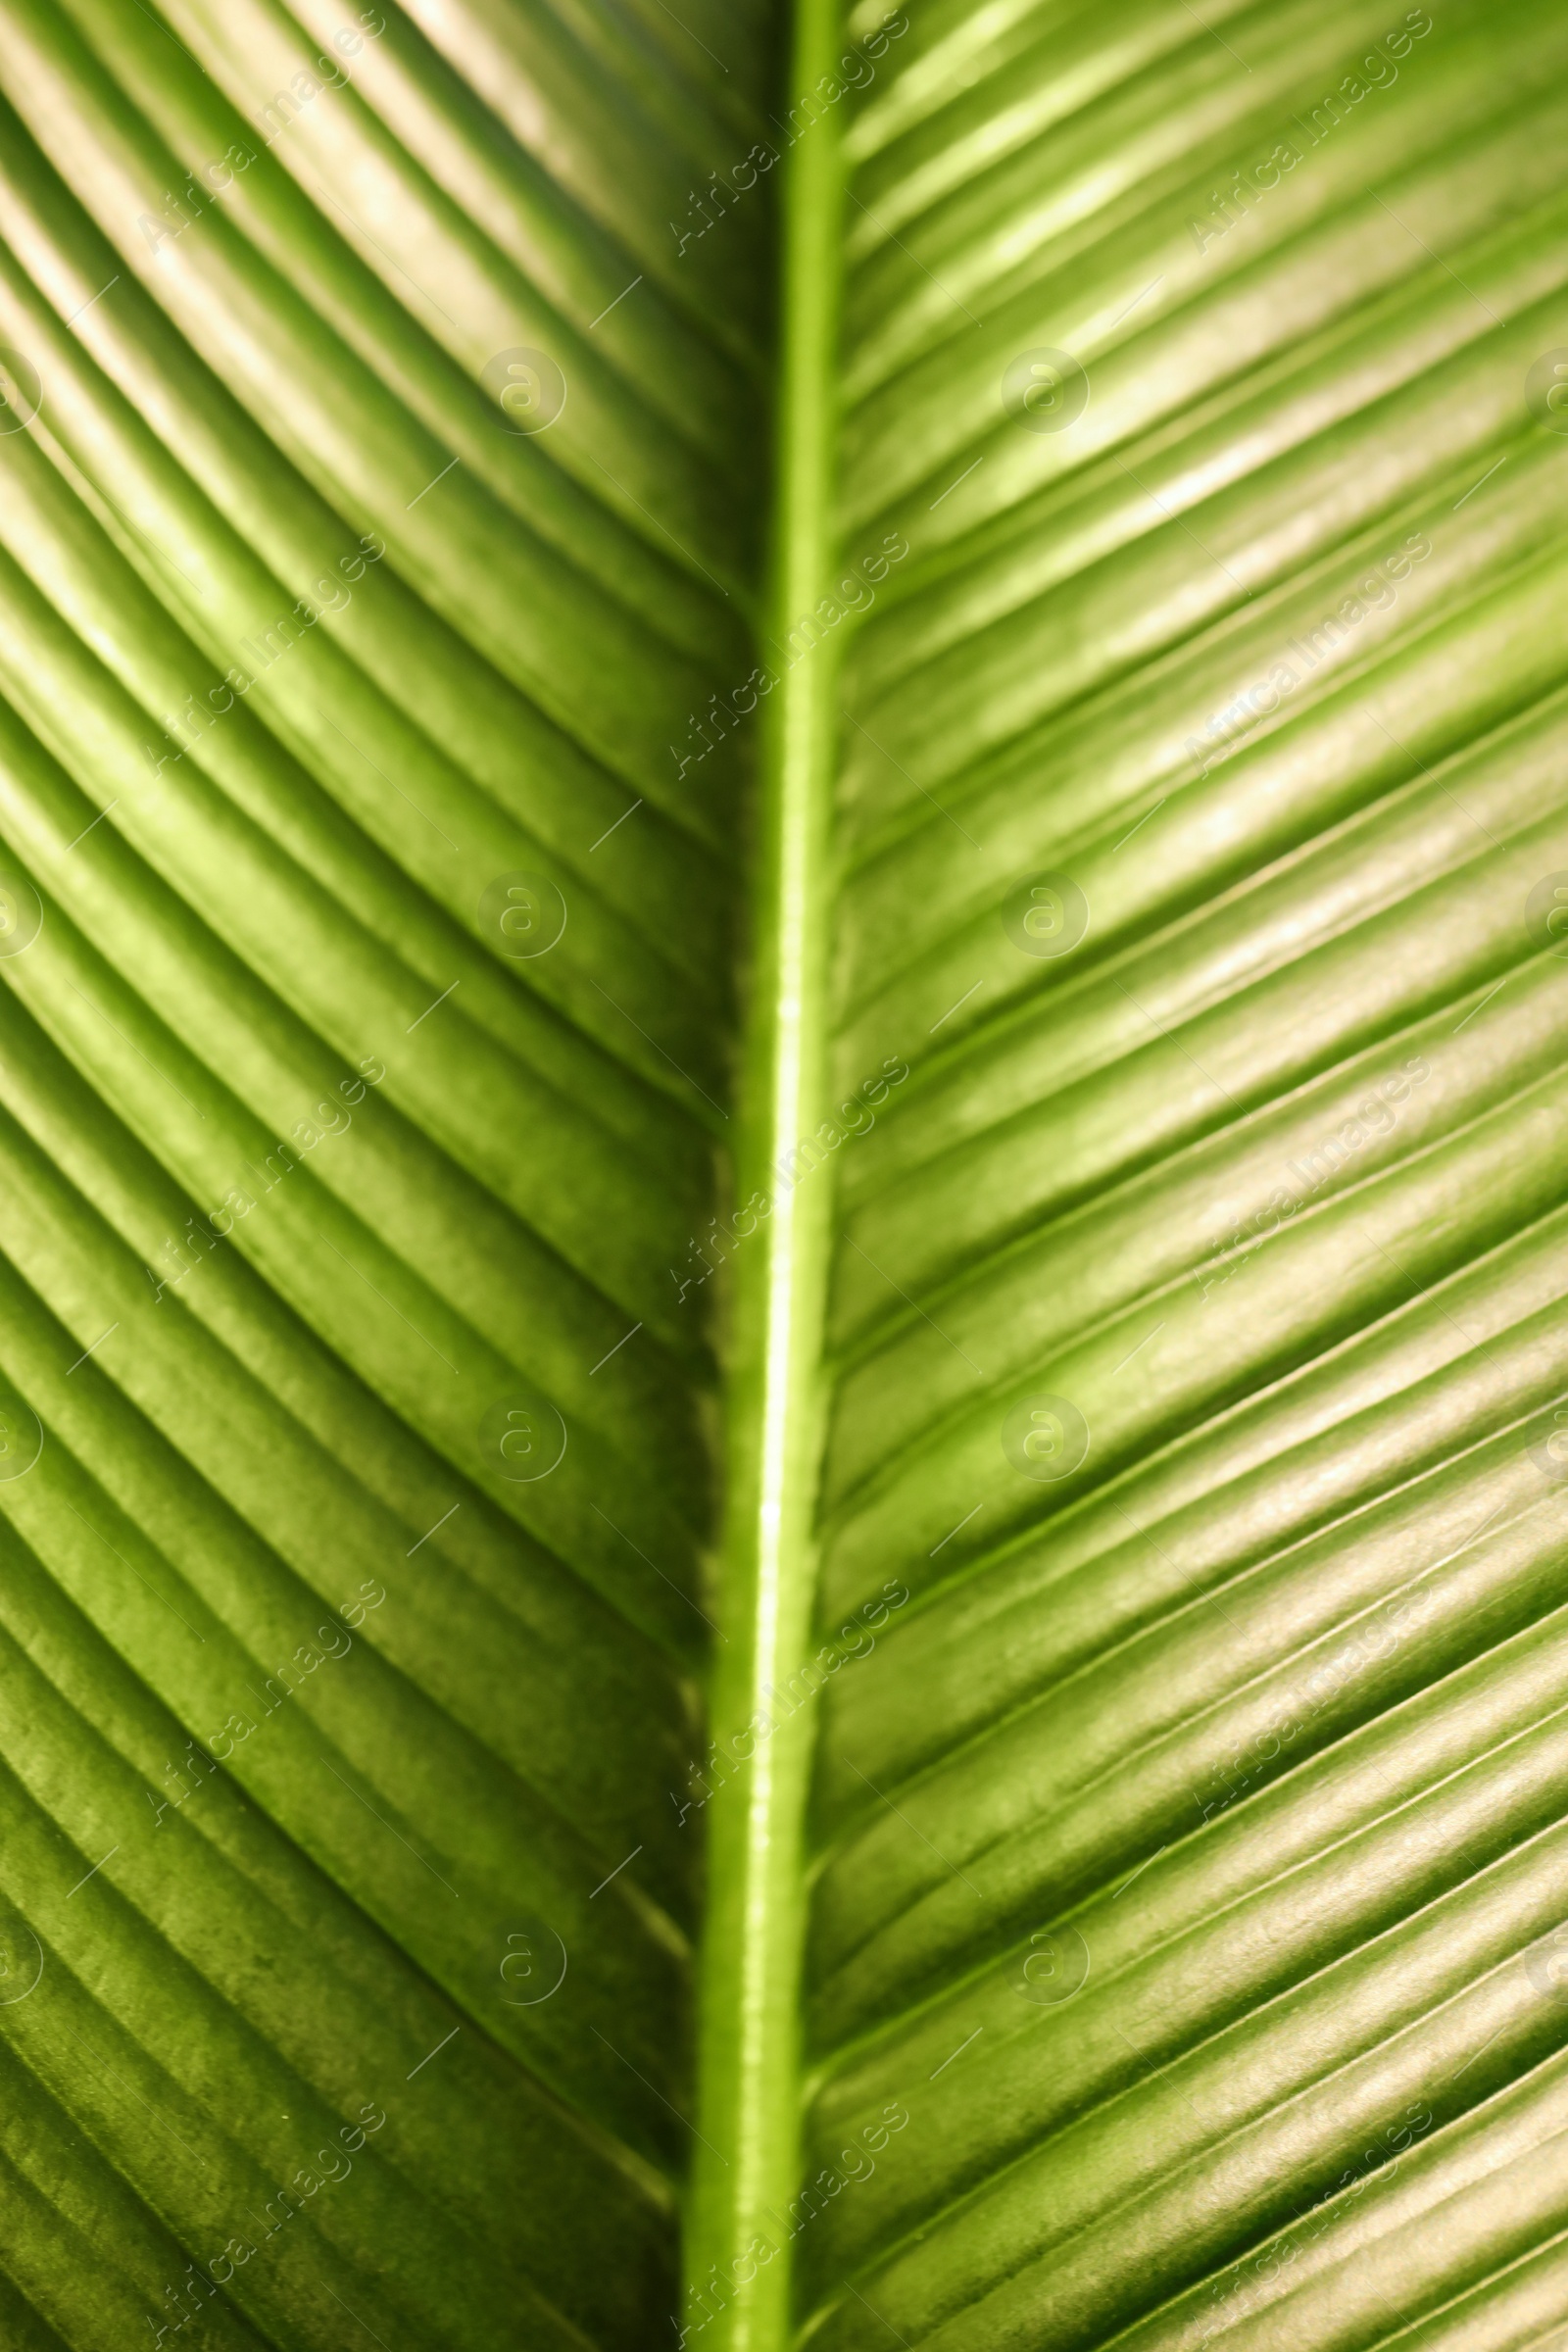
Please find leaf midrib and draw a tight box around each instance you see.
[684,0,848,2338]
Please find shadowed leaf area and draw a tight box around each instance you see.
[0,0,1566,2347]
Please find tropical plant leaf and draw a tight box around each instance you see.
[2,1,1568,2349]
[0,0,763,2339]
[777,3,1568,2347]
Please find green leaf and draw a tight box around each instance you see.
[2,1,1568,2348]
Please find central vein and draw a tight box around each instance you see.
[686,0,846,2340]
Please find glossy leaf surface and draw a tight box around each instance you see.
[0,3,1565,2349]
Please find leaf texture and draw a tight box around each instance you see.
[7,0,1568,2349]
[0,0,769,2342]
[798,2,1568,2347]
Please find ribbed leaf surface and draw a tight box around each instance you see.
[0,0,766,2341]
[5,1,1568,2348]
[803,3,1568,2347]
